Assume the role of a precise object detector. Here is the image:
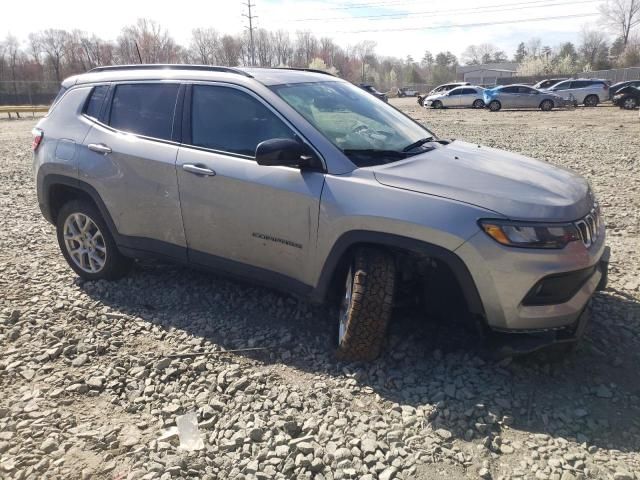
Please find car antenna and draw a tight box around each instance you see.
[134,41,143,64]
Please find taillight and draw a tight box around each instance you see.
[603,84,609,90]
[32,128,43,151]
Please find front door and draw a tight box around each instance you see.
[176,83,325,286]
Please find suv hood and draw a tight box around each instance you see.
[372,141,591,221]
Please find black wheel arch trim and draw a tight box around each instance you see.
[311,231,485,316]
[40,173,188,262]
[40,176,485,315]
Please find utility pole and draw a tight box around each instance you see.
[242,1,257,66]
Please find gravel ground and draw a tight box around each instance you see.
[1,104,639,480]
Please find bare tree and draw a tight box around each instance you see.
[599,0,640,46]
[254,29,274,67]
[526,37,542,57]
[190,28,219,64]
[27,33,42,66]
[219,35,241,66]
[35,29,70,81]
[5,35,21,92]
[461,45,482,65]
[295,31,317,67]
[579,27,610,69]
[272,30,292,66]
[319,37,338,67]
[117,18,180,64]
[354,40,376,82]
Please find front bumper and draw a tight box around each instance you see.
[456,219,608,332]
[484,247,608,355]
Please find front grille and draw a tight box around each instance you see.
[574,205,600,247]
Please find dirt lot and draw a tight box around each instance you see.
[1,103,639,480]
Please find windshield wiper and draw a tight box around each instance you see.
[402,136,435,152]
[343,149,408,159]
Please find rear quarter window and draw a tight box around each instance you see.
[108,83,179,140]
[84,85,109,120]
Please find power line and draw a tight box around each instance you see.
[326,0,581,9]
[287,0,599,22]
[242,1,257,66]
[319,12,598,34]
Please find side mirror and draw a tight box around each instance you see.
[256,138,322,170]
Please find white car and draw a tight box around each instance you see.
[424,86,485,109]
[543,79,610,107]
[397,87,420,97]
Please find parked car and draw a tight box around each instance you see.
[359,83,388,102]
[397,86,420,97]
[428,82,471,96]
[544,79,610,107]
[609,80,640,97]
[424,86,485,109]
[612,85,640,110]
[532,78,568,90]
[484,85,564,111]
[34,64,608,361]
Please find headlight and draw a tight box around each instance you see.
[479,220,580,249]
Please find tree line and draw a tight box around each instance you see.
[0,0,638,96]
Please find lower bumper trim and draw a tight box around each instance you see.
[487,306,590,357]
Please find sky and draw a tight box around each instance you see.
[1,0,607,60]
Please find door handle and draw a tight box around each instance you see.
[182,164,216,176]
[88,143,112,154]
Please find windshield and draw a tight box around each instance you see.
[271,81,434,166]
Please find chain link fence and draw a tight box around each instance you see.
[496,67,640,86]
[0,81,60,106]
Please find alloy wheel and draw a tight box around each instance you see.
[63,213,107,273]
[623,98,637,109]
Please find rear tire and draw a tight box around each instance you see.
[432,100,443,109]
[488,100,501,112]
[584,95,599,107]
[56,200,132,281]
[473,99,485,109]
[335,248,396,361]
[622,97,637,109]
[540,99,554,111]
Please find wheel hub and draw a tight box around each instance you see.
[63,213,107,273]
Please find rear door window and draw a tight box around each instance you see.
[108,83,179,140]
[189,85,295,157]
[501,86,518,93]
[571,81,590,88]
[84,85,109,120]
[517,86,535,94]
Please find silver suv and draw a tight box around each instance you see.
[33,65,609,361]
[544,78,610,106]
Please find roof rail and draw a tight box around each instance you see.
[87,64,253,78]
[274,67,336,77]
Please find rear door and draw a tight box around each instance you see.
[444,88,463,107]
[569,80,591,103]
[80,82,186,256]
[176,83,325,285]
[498,86,519,108]
[516,86,540,108]
[458,88,477,107]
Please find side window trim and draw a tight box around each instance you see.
[171,84,186,144]
[181,81,326,170]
